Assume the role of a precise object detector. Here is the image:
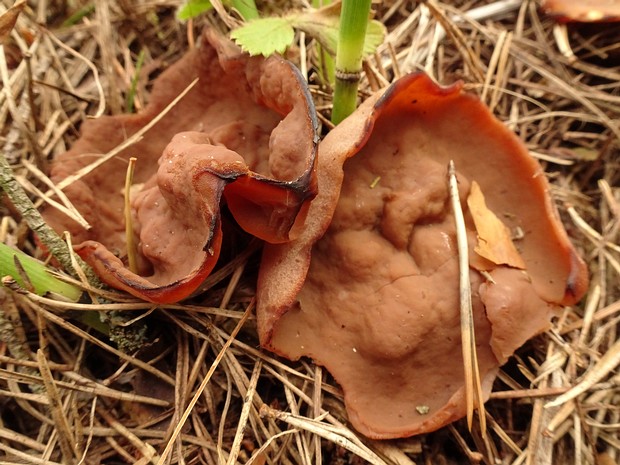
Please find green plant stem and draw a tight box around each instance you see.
[232,0,258,20]
[331,0,371,124]
[0,153,99,286]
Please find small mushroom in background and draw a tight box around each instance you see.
[258,73,588,438]
[541,0,620,22]
[42,30,318,302]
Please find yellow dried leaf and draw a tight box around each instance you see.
[0,1,25,44]
[467,181,526,269]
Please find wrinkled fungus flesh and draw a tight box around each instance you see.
[42,30,318,302]
[260,73,588,439]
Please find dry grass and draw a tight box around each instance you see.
[0,0,619,464]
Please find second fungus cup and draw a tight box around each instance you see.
[259,72,588,438]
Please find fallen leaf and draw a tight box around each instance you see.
[467,181,526,269]
[0,1,25,44]
[294,3,386,56]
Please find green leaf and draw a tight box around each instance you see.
[293,4,386,57]
[362,20,386,55]
[231,0,259,20]
[177,0,213,21]
[231,17,295,56]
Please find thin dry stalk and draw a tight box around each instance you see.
[448,160,486,435]
[124,156,138,273]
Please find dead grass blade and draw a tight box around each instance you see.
[245,429,298,465]
[260,404,388,465]
[98,407,160,464]
[19,159,90,229]
[44,28,106,118]
[545,338,620,409]
[156,301,254,465]
[226,360,262,465]
[31,304,175,384]
[36,349,79,463]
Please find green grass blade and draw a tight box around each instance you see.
[126,50,145,113]
[0,242,82,302]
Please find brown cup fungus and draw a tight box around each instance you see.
[42,30,318,302]
[43,29,587,440]
[259,73,588,439]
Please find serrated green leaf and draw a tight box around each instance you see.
[293,4,386,56]
[177,0,213,21]
[231,17,295,56]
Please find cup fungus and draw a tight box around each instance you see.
[42,30,318,302]
[259,73,588,439]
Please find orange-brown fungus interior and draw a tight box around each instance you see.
[263,73,588,439]
[42,30,317,302]
[541,0,620,22]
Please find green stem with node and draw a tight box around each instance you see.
[331,0,371,124]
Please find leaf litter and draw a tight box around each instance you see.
[0,1,618,464]
[467,181,526,270]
